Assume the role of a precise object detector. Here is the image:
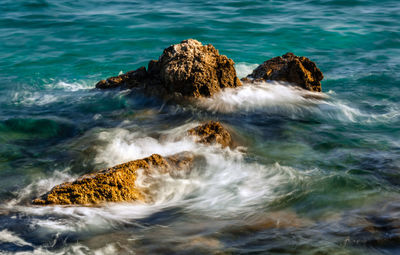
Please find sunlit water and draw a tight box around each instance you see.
[0,0,400,254]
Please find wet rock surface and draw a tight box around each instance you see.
[188,121,232,148]
[32,153,195,205]
[96,39,241,98]
[245,52,324,92]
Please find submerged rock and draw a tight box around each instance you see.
[96,39,241,98]
[245,53,323,92]
[188,121,232,148]
[33,153,194,205]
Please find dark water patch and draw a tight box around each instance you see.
[0,118,77,139]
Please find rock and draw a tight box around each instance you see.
[188,121,232,148]
[154,39,242,97]
[32,153,195,205]
[95,66,148,89]
[245,53,323,92]
[96,39,242,98]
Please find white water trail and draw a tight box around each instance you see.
[1,121,313,241]
[12,91,59,106]
[11,80,94,106]
[199,81,325,114]
[0,230,32,247]
[235,62,259,78]
[45,81,93,92]
[198,80,399,124]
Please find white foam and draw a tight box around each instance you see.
[46,81,92,92]
[2,122,312,236]
[235,62,259,78]
[198,81,326,114]
[12,91,59,106]
[0,230,32,247]
[5,169,75,208]
[198,81,399,124]
[94,127,199,167]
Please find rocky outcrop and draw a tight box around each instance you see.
[152,39,242,97]
[188,121,232,148]
[32,153,195,205]
[32,121,235,206]
[96,39,242,98]
[244,53,323,92]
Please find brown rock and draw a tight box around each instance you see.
[95,66,148,89]
[188,121,232,148]
[32,153,195,205]
[95,39,242,98]
[245,53,323,92]
[154,39,241,97]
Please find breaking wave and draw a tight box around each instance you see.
[11,81,94,106]
[199,81,399,124]
[0,121,312,253]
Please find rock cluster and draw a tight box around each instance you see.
[33,122,231,205]
[244,53,324,92]
[34,40,326,206]
[96,39,242,98]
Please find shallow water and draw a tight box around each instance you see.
[1,0,400,254]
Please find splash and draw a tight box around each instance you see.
[199,81,399,124]
[10,80,94,107]
[1,122,311,240]
[12,91,59,106]
[235,62,259,78]
[45,81,93,92]
[198,81,326,114]
[0,230,32,247]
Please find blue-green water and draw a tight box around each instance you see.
[1,0,400,254]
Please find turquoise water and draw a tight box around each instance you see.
[1,0,400,254]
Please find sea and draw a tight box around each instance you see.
[0,0,399,254]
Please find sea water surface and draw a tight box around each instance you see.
[0,0,400,254]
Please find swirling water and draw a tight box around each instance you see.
[0,0,400,254]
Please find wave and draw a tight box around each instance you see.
[198,81,400,124]
[12,91,59,106]
[10,80,94,106]
[0,122,311,243]
[235,62,259,78]
[0,229,32,247]
[44,81,93,92]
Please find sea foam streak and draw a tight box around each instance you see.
[235,62,259,78]
[1,122,311,242]
[11,80,94,106]
[0,230,32,247]
[45,81,93,92]
[199,80,399,124]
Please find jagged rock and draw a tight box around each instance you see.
[245,53,323,92]
[188,121,232,148]
[32,153,195,205]
[96,39,242,98]
[154,39,242,97]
